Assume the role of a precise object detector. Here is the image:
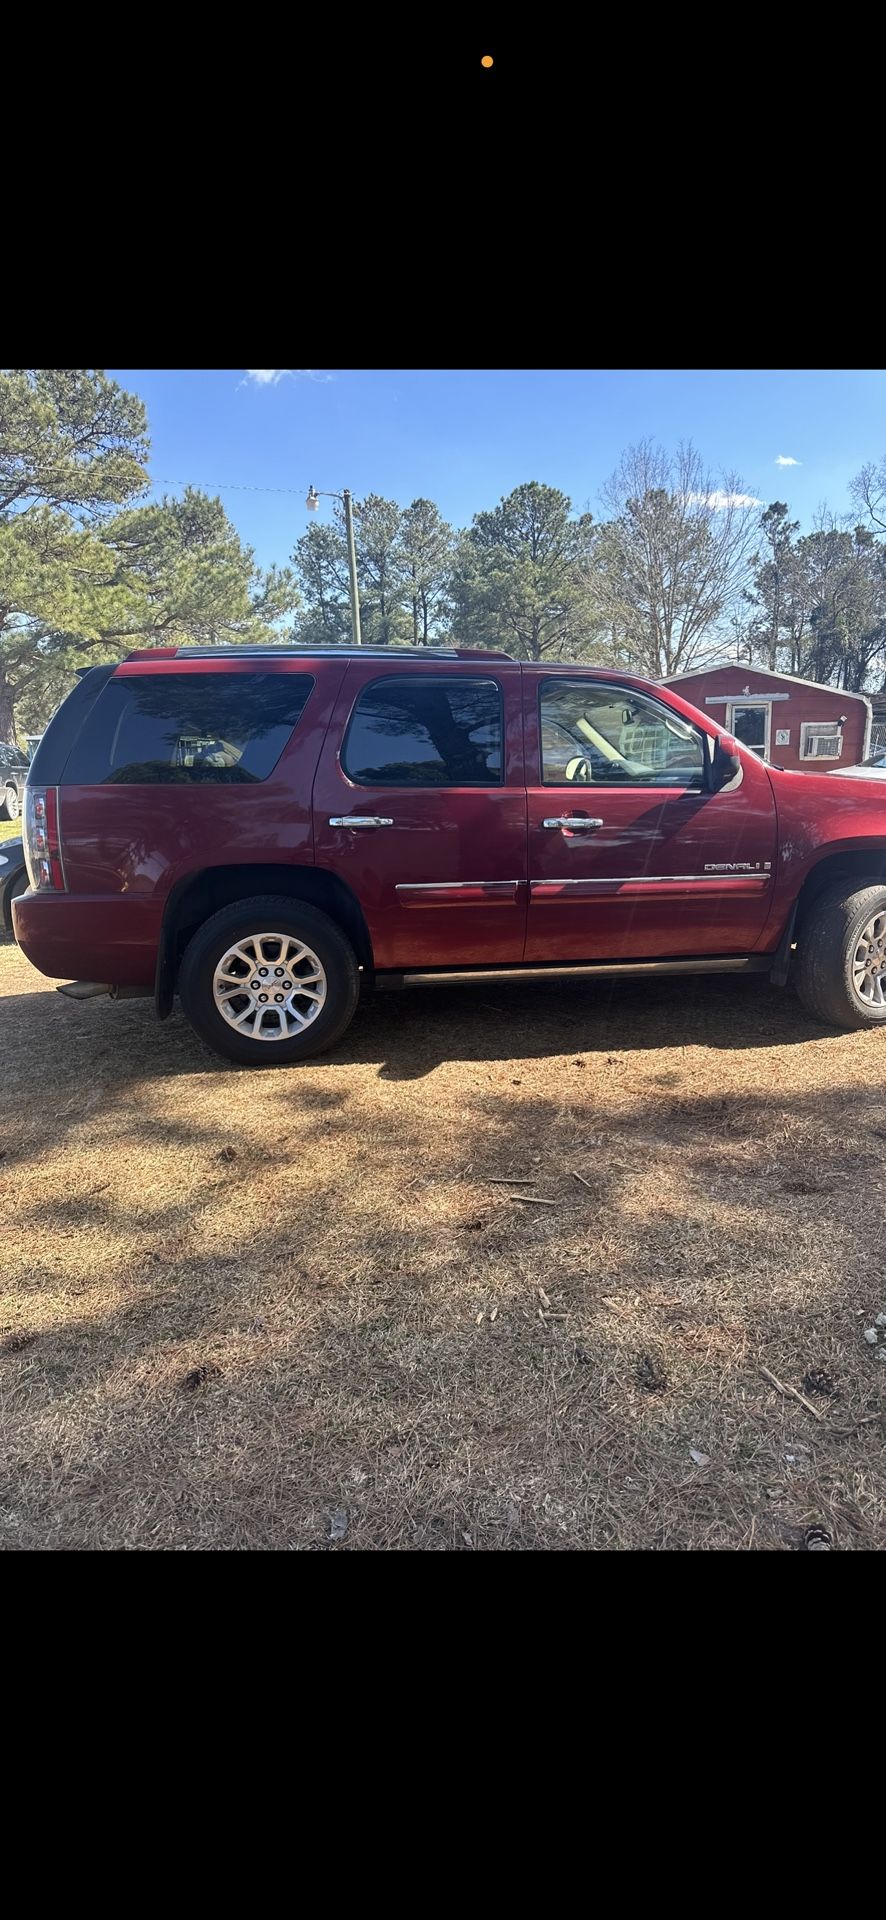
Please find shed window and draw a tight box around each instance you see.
[800,721,843,762]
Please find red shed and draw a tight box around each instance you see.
[663,665,871,772]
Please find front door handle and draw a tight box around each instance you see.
[542,816,604,831]
[328,815,394,830]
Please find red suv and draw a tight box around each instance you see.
[13,643,886,1065]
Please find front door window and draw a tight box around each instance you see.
[539,682,705,789]
[729,704,769,759]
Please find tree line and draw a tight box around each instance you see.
[4,368,886,740]
[0,370,298,740]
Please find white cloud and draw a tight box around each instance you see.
[240,368,333,388]
[688,490,762,510]
[775,453,801,467]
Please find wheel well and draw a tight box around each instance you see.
[794,850,886,933]
[157,864,373,1014]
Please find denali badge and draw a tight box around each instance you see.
[704,861,772,872]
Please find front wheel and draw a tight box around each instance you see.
[178,896,360,1065]
[1,784,19,822]
[795,881,886,1029]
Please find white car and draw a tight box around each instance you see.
[832,752,886,780]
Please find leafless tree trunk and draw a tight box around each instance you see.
[851,458,886,535]
[598,441,760,678]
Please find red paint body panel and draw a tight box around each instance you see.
[758,767,886,950]
[521,667,778,960]
[13,893,163,986]
[15,661,345,984]
[313,659,528,968]
[12,652,886,995]
[59,660,344,901]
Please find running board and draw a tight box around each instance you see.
[376,956,772,990]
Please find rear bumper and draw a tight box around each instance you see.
[12,891,163,988]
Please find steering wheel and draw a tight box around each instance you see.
[565,754,592,783]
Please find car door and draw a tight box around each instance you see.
[524,672,777,962]
[1,745,26,817]
[313,660,527,970]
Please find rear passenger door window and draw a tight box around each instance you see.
[342,677,502,786]
[63,673,314,785]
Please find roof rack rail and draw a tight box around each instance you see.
[130,643,517,663]
[452,647,514,661]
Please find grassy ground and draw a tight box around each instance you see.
[1,932,884,1551]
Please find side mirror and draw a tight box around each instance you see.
[710,735,742,792]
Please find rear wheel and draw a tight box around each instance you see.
[178,896,360,1065]
[1,784,19,822]
[795,881,886,1029]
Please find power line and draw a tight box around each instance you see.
[149,477,314,497]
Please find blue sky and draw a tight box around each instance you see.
[109,369,886,574]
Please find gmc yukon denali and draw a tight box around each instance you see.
[13,643,886,1066]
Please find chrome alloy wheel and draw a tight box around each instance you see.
[212,931,327,1040]
[852,911,886,1008]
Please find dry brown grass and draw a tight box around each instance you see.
[1,932,884,1551]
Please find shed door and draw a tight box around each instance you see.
[728,703,771,761]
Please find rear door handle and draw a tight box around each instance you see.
[542,816,604,830]
[328,815,394,829]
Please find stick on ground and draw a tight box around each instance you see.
[508,1195,562,1206]
[758,1364,825,1423]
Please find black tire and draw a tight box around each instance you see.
[1,784,19,822]
[794,881,886,1029]
[178,895,360,1066]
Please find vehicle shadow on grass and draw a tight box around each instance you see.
[0,968,847,1108]
[342,973,841,1081]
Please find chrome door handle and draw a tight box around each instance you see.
[328,815,394,829]
[542,816,604,830]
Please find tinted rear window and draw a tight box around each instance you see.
[342,677,502,786]
[62,673,314,785]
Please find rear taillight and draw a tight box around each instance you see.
[24,786,66,892]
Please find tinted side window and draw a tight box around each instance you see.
[63,673,314,785]
[343,678,502,787]
[539,682,704,790]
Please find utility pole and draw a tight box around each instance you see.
[306,486,362,645]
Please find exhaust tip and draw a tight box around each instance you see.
[57,981,112,1001]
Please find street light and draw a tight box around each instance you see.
[305,485,362,647]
